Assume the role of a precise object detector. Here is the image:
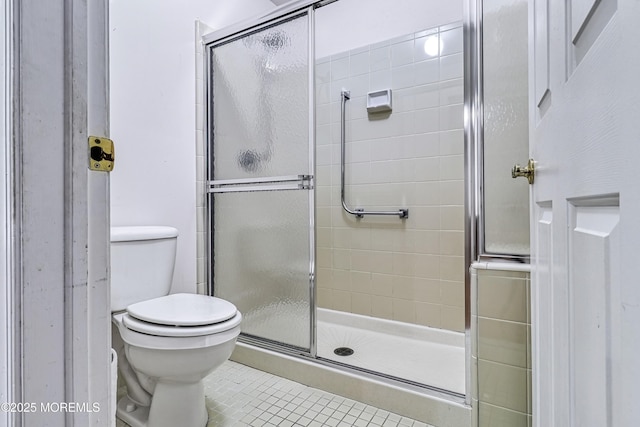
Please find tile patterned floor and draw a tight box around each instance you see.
[117,360,433,427]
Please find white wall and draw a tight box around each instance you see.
[315,0,462,58]
[109,0,275,293]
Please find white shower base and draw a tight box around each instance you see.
[317,308,465,395]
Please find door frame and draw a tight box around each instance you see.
[4,0,111,424]
[201,0,327,46]
[1,1,16,424]
[465,0,530,266]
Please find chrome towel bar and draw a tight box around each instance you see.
[340,90,409,219]
[208,174,313,193]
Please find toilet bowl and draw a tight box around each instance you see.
[110,227,242,427]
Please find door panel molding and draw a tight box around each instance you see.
[568,196,619,427]
[568,0,617,69]
[532,203,553,427]
[570,0,600,43]
[533,0,550,107]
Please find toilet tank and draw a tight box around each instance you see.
[110,226,178,312]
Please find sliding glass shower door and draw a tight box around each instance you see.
[206,11,315,353]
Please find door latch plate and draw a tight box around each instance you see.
[89,136,115,172]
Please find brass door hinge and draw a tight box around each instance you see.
[89,136,115,172]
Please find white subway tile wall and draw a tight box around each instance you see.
[315,23,465,332]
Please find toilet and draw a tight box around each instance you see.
[110,226,241,427]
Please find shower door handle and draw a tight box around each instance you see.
[208,175,313,193]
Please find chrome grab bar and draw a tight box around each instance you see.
[340,90,409,219]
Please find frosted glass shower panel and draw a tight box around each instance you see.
[212,190,311,350]
[211,16,310,180]
[482,0,530,256]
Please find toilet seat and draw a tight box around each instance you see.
[122,312,241,337]
[127,293,237,326]
[113,311,242,351]
[123,293,241,338]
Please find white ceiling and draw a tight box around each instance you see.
[270,0,290,5]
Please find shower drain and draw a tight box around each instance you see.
[333,347,354,356]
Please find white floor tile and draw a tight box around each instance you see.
[116,360,439,427]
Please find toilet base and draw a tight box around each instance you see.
[116,380,208,427]
[116,395,149,427]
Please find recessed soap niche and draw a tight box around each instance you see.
[366,89,392,114]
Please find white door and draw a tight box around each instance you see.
[529,1,640,426]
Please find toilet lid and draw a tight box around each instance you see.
[121,311,241,337]
[126,293,237,327]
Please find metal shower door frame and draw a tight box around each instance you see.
[203,0,478,407]
[204,6,317,357]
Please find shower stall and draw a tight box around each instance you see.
[201,0,530,420]
[205,0,467,397]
